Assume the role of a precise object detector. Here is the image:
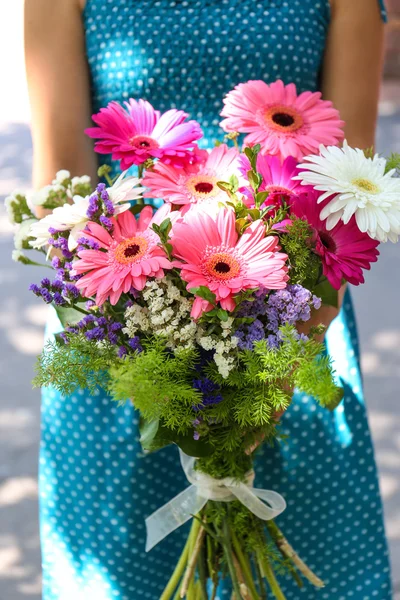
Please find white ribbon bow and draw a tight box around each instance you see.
[145,450,287,552]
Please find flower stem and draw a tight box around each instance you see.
[160,529,192,600]
[180,518,206,598]
[254,555,267,600]
[258,554,287,600]
[231,531,259,600]
[222,519,244,600]
[266,522,324,588]
[198,540,209,600]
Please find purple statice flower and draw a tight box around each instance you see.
[192,378,223,411]
[59,332,69,344]
[63,283,80,301]
[85,300,97,310]
[236,319,265,350]
[51,256,62,269]
[267,334,279,349]
[40,288,53,304]
[99,215,113,230]
[76,236,100,252]
[192,417,203,441]
[128,337,142,352]
[118,346,128,358]
[40,278,51,288]
[235,284,321,351]
[29,284,41,296]
[85,326,106,341]
[101,189,115,217]
[266,285,315,334]
[86,183,115,222]
[53,292,67,306]
[48,235,73,260]
[312,295,322,310]
[86,191,100,220]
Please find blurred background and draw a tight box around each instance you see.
[0,1,400,599]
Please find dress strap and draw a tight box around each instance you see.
[378,0,388,22]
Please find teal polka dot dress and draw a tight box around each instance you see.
[39,1,393,598]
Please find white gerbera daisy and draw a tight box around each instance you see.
[29,172,144,251]
[296,141,400,243]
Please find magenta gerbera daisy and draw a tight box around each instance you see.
[73,205,174,305]
[171,207,289,316]
[85,99,203,169]
[239,154,303,212]
[220,80,344,161]
[292,191,380,290]
[142,144,239,209]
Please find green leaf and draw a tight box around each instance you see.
[217,181,233,193]
[247,170,262,193]
[248,208,261,221]
[174,431,214,458]
[54,303,88,327]
[139,418,161,451]
[217,309,229,322]
[229,174,239,193]
[139,417,214,457]
[159,218,172,235]
[255,191,269,207]
[189,286,217,305]
[235,217,249,234]
[313,277,339,308]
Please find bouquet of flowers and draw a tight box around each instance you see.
[7,80,400,599]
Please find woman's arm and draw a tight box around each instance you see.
[323,0,385,149]
[25,0,96,214]
[302,0,385,336]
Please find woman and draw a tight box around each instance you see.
[25,0,392,598]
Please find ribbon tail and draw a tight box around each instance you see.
[230,484,287,521]
[145,484,208,552]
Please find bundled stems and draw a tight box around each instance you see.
[221,519,244,600]
[266,522,324,588]
[231,531,259,600]
[257,553,287,600]
[160,519,198,600]
[180,520,206,598]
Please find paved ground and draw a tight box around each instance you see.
[0,2,400,599]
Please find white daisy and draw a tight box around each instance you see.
[296,141,400,243]
[29,172,144,251]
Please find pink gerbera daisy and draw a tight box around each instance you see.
[292,191,380,290]
[239,154,303,212]
[85,99,203,169]
[220,80,344,161]
[73,205,174,305]
[142,144,239,210]
[171,207,289,317]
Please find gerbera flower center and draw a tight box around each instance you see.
[203,251,242,281]
[264,104,304,133]
[266,185,293,203]
[114,236,149,264]
[319,231,337,253]
[195,182,214,194]
[186,175,220,200]
[352,178,379,194]
[129,135,160,151]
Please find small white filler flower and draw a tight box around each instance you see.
[296,141,400,243]
[29,173,144,251]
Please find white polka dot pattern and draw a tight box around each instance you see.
[39,1,392,598]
